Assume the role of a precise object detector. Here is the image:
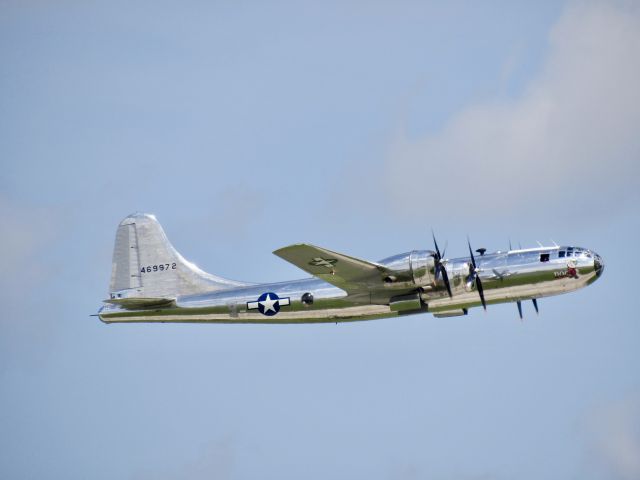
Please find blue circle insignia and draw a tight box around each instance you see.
[247,292,291,317]
[258,292,282,316]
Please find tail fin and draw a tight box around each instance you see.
[108,213,247,301]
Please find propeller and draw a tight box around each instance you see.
[467,237,487,310]
[432,231,453,298]
[532,298,539,314]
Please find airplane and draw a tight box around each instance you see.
[97,213,604,324]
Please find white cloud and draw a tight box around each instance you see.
[0,195,59,293]
[132,437,235,480]
[0,196,63,369]
[385,1,640,219]
[585,394,640,480]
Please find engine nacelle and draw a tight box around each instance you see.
[378,250,436,288]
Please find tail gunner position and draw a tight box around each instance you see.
[98,213,604,323]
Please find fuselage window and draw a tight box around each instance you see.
[559,251,565,258]
[540,253,550,262]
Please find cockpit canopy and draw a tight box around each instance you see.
[557,246,593,258]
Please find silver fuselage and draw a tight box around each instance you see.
[99,246,604,323]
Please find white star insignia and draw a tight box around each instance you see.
[259,294,278,314]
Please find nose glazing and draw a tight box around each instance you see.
[593,253,604,277]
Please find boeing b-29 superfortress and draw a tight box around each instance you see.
[98,213,604,323]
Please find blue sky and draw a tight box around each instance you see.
[1,1,639,479]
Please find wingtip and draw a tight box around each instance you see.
[273,243,311,255]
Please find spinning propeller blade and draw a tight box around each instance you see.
[432,231,453,298]
[467,237,487,310]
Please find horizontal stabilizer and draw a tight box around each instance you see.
[104,297,176,310]
[273,243,386,293]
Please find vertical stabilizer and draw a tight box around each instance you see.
[108,213,247,300]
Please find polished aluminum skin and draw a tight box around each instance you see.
[98,213,604,324]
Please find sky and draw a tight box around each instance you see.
[1,0,639,478]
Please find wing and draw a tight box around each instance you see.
[273,243,388,293]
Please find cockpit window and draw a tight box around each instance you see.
[558,251,565,258]
[540,253,550,262]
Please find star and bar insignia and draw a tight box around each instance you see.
[309,257,337,269]
[247,292,291,316]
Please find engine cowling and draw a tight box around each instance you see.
[409,250,436,286]
[378,250,436,288]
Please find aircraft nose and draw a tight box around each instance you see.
[593,252,604,277]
